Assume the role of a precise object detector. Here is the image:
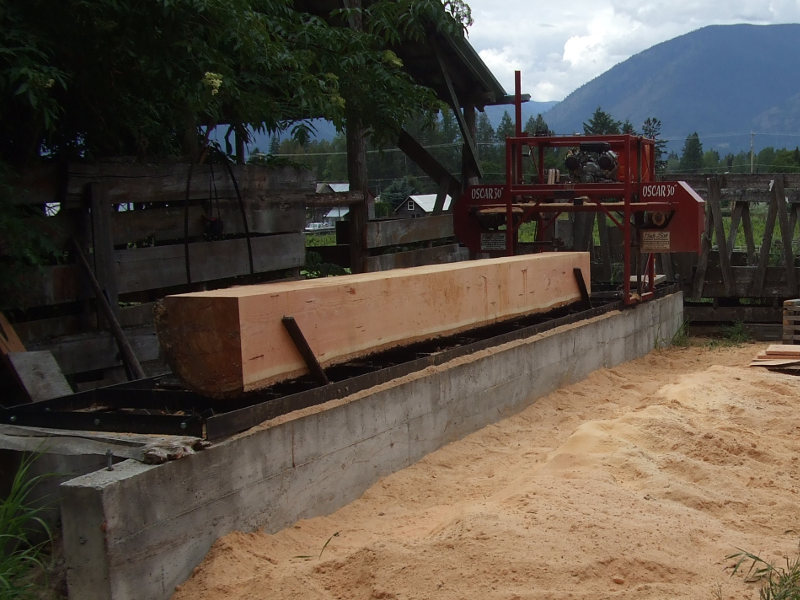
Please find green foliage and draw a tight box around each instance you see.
[641,117,667,173]
[670,320,691,347]
[583,107,621,135]
[0,454,53,599]
[524,114,551,137]
[0,0,473,163]
[301,251,348,278]
[728,547,800,599]
[495,111,515,141]
[679,132,704,173]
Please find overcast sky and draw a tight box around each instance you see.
[464,0,800,102]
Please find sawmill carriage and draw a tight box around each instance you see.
[454,74,706,305]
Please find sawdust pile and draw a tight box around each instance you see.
[172,341,800,600]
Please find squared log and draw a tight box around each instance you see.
[155,253,590,398]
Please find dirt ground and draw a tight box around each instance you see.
[172,340,800,600]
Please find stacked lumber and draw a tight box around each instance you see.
[155,253,591,398]
[750,344,800,370]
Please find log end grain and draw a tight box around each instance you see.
[154,296,244,398]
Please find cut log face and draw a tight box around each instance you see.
[155,253,591,398]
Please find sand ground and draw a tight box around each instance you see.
[172,340,800,600]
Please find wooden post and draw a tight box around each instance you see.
[753,184,779,297]
[774,176,797,295]
[88,183,119,322]
[461,102,479,188]
[708,177,733,295]
[344,0,367,274]
[691,194,714,299]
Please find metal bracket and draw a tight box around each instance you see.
[281,316,329,386]
[573,267,592,308]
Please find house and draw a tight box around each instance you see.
[394,193,452,218]
[307,182,350,229]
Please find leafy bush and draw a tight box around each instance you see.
[0,453,53,599]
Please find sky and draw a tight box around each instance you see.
[464,0,800,102]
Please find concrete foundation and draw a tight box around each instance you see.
[60,292,683,600]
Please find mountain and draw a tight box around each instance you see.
[541,24,800,154]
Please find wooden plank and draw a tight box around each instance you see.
[684,304,781,323]
[32,327,160,375]
[155,253,591,398]
[0,313,25,355]
[764,344,800,357]
[366,215,454,249]
[749,358,800,367]
[110,199,304,245]
[17,162,316,207]
[5,351,73,401]
[365,244,469,272]
[115,233,304,294]
[699,265,798,297]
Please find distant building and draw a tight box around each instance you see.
[394,194,452,218]
[307,182,351,230]
[315,182,350,194]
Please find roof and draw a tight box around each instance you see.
[293,1,523,110]
[325,207,349,219]
[315,182,350,193]
[404,193,452,213]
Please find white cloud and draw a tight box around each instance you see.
[464,0,800,101]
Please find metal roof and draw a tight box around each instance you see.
[293,1,521,110]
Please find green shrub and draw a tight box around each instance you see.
[0,454,53,599]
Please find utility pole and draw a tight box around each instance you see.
[750,131,754,174]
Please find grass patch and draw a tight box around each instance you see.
[0,453,53,599]
[670,320,692,347]
[705,321,752,348]
[728,547,800,599]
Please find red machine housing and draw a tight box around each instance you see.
[453,131,705,305]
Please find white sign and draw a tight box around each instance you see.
[641,230,671,252]
[481,232,507,251]
[641,184,677,198]
[470,186,504,201]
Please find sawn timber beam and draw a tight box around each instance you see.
[154,253,591,398]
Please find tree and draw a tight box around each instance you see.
[496,111,515,141]
[641,117,667,173]
[0,0,474,164]
[702,149,721,172]
[678,132,704,173]
[582,107,621,135]
[524,114,551,137]
[476,113,495,144]
[621,119,636,134]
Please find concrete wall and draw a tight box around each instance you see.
[60,292,683,600]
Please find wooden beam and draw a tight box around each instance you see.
[432,38,482,179]
[366,214,453,249]
[155,253,591,398]
[365,243,468,272]
[397,130,462,201]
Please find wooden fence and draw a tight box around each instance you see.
[6,161,313,390]
[671,174,800,335]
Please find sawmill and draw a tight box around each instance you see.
[0,54,707,598]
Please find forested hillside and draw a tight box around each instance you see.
[542,24,800,155]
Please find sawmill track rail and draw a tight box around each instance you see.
[0,285,678,440]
